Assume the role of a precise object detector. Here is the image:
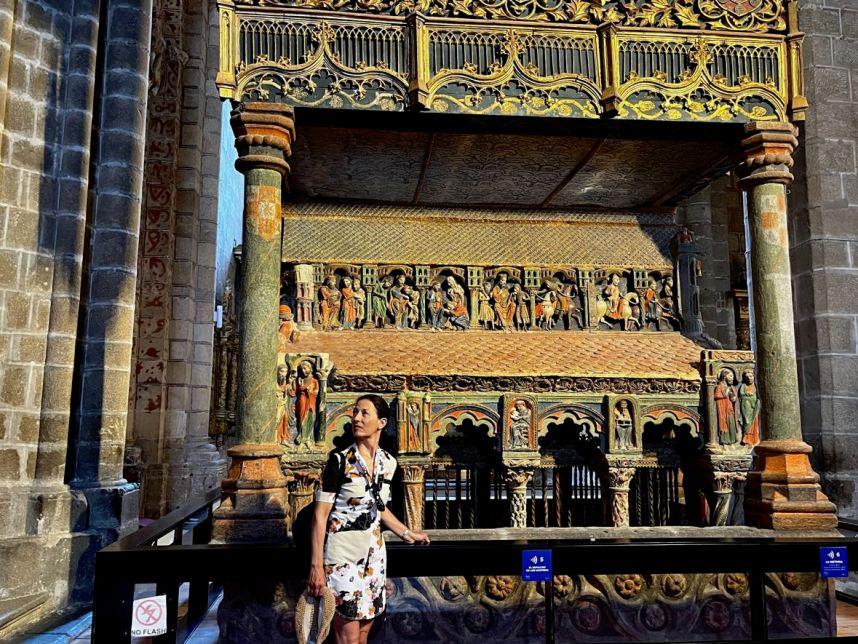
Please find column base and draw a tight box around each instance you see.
[745,440,838,531]
[213,444,289,543]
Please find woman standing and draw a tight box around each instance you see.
[308,395,430,644]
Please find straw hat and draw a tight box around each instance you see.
[295,587,336,644]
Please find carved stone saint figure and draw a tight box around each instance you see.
[739,370,760,447]
[425,281,444,331]
[512,284,530,331]
[290,360,319,448]
[642,277,661,330]
[276,363,293,444]
[278,304,298,350]
[477,283,494,330]
[371,275,393,328]
[714,369,739,446]
[340,276,358,330]
[407,286,421,329]
[389,274,411,329]
[491,273,516,330]
[659,276,676,322]
[353,280,366,328]
[406,401,421,451]
[444,276,470,330]
[318,275,341,330]
[614,400,634,450]
[509,400,531,449]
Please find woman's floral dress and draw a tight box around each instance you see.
[314,444,396,621]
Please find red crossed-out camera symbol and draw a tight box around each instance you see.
[136,599,162,626]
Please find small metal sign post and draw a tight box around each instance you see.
[522,550,553,642]
[820,546,849,578]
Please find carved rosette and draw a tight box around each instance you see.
[402,464,427,531]
[503,467,534,528]
[607,467,636,528]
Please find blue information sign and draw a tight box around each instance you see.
[522,549,552,582]
[820,546,849,578]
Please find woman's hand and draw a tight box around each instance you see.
[402,530,430,545]
[308,563,326,597]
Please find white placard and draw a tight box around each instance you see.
[131,595,168,638]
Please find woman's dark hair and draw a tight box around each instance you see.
[355,394,390,423]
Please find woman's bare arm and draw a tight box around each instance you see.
[380,508,430,544]
[308,500,333,596]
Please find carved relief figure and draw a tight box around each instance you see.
[353,279,366,328]
[318,275,342,330]
[340,276,358,330]
[389,274,411,329]
[535,281,558,330]
[597,274,639,331]
[739,370,760,447]
[557,280,582,329]
[370,275,393,328]
[276,363,294,444]
[278,304,298,349]
[714,369,740,446]
[659,275,677,324]
[290,360,320,448]
[406,400,421,451]
[491,273,516,330]
[444,275,470,330]
[407,286,421,328]
[425,281,444,330]
[477,283,495,330]
[642,277,662,330]
[614,400,634,450]
[509,400,531,449]
[512,284,530,331]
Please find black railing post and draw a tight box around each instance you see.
[92,556,134,644]
[187,576,211,628]
[154,577,181,643]
[749,568,768,641]
[545,574,555,644]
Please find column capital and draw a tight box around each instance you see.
[230,101,296,175]
[736,121,799,188]
[502,466,534,491]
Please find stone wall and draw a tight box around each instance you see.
[127,0,225,519]
[0,0,226,636]
[791,0,858,515]
[676,174,746,349]
[0,0,150,635]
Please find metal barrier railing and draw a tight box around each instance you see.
[93,496,858,644]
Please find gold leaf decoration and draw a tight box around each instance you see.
[235,0,786,32]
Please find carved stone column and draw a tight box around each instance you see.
[288,468,321,523]
[711,471,741,527]
[731,472,748,526]
[503,467,533,528]
[213,103,296,543]
[737,123,836,531]
[608,467,636,528]
[402,464,427,531]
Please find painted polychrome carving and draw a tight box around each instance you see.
[275,353,332,450]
